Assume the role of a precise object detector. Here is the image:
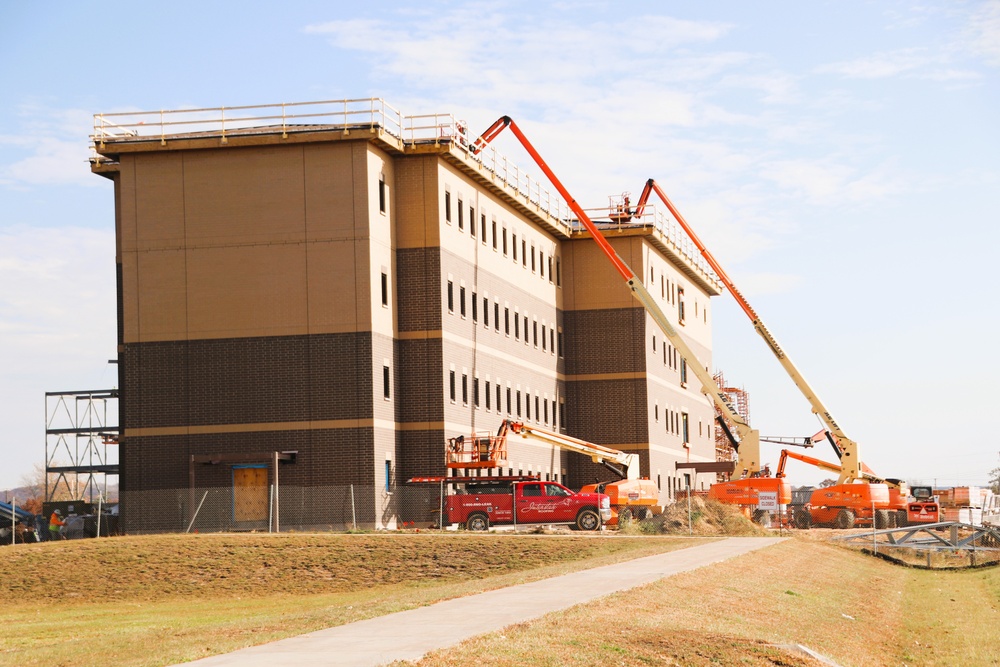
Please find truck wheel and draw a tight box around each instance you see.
[896,510,909,528]
[466,513,489,531]
[576,508,601,531]
[794,509,812,530]
[835,509,855,530]
[875,509,889,529]
[617,508,633,527]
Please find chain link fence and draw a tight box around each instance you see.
[118,484,449,535]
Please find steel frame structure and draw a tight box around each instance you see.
[44,389,119,502]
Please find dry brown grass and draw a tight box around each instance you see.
[0,532,705,667]
[403,535,1000,667]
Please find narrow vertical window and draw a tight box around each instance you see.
[496,384,501,412]
[540,252,545,278]
[504,307,510,335]
[548,257,553,282]
[514,313,520,339]
[559,401,565,429]
[522,239,527,266]
[474,378,480,407]
[542,325,547,351]
[472,292,478,322]
[543,399,549,424]
[470,207,477,237]
[523,315,529,343]
[549,328,554,354]
[526,394,532,420]
[680,358,688,385]
[502,228,508,256]
[381,272,388,307]
[378,174,386,214]
[449,370,456,402]
[531,246,536,272]
[653,335,657,352]
[556,258,561,286]
[383,365,390,399]
[682,412,690,445]
[516,390,522,417]
[558,329,564,357]
[481,214,487,243]
[512,234,518,260]
[492,219,498,249]
[494,303,500,332]
[447,281,454,313]
[457,197,464,230]
[445,191,451,222]
[535,396,540,420]
[485,381,491,410]
[506,387,512,414]
[483,297,489,327]
[462,373,468,405]
[459,286,466,317]
[533,321,538,347]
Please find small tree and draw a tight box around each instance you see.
[989,452,1000,493]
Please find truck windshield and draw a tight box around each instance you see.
[521,484,542,496]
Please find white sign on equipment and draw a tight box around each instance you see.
[757,491,779,512]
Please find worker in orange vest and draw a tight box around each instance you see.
[48,509,65,541]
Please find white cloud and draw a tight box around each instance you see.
[0,105,98,188]
[816,48,935,79]
[965,0,1000,66]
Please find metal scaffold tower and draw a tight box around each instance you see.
[45,390,119,502]
[712,371,750,467]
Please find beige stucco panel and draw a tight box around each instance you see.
[563,236,643,311]
[183,146,307,246]
[303,142,357,240]
[306,238,370,332]
[133,153,186,250]
[120,250,140,343]
[186,243,309,339]
[135,248,188,341]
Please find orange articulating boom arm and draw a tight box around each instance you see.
[473,118,762,478]
[503,419,639,480]
[776,449,842,479]
[635,179,862,486]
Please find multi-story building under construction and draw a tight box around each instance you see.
[90,99,722,531]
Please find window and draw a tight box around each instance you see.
[485,381,491,410]
[682,413,690,445]
[540,252,545,278]
[557,329,564,357]
[506,387,512,414]
[556,258,561,286]
[522,483,542,497]
[512,234,518,260]
[449,370,456,402]
[535,396,540,421]
[559,401,565,429]
[481,214,487,243]
[526,394,532,420]
[522,239,527,266]
[502,228,508,256]
[378,175,386,214]
[504,307,510,335]
[380,272,388,307]
[541,325,547,351]
[655,404,659,421]
[653,335,657,352]
[457,197,464,230]
[462,373,468,405]
[531,245,536,272]
[523,315,529,343]
[548,256,553,282]
[680,358,688,385]
[447,281,454,313]
[492,219,498,249]
[661,275,665,299]
[445,191,451,223]
[470,207,476,237]
[483,297,489,327]
[650,266,654,283]
[472,292,478,322]
[533,321,538,347]
[496,384,501,412]
[459,286,466,317]
[551,400,556,427]
[663,345,667,366]
[473,378,480,407]
[543,399,549,424]
[516,390,522,417]
[494,303,500,332]
[514,313,520,339]
[383,365,390,399]
[678,287,685,323]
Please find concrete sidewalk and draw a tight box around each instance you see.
[178,536,784,667]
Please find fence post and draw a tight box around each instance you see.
[96,493,102,539]
[269,484,274,534]
[185,491,209,533]
[439,480,444,531]
[350,484,357,531]
[11,498,15,546]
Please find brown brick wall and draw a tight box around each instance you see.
[396,247,442,332]
[562,308,646,376]
[122,333,374,429]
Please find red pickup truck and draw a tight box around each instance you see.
[446,479,611,531]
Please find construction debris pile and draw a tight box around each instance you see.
[641,497,769,536]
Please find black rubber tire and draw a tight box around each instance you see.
[617,507,633,528]
[835,509,855,530]
[896,510,909,528]
[875,509,890,529]
[794,509,812,530]
[752,510,772,528]
[576,508,601,531]
[465,513,489,531]
[636,507,653,521]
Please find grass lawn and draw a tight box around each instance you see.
[400,536,1000,667]
[0,532,707,667]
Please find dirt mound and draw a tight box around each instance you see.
[642,497,769,536]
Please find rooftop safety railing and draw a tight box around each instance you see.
[92,98,569,228]
[577,204,719,282]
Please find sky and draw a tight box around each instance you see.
[1,1,998,491]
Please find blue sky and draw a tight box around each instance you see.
[1,1,998,491]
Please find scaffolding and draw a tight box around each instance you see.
[712,371,750,467]
[45,390,119,502]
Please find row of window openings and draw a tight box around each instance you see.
[652,406,692,444]
[649,268,703,325]
[447,282,562,355]
[449,371,563,427]
[652,336,689,383]
[444,191,561,286]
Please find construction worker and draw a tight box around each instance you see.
[48,509,65,541]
